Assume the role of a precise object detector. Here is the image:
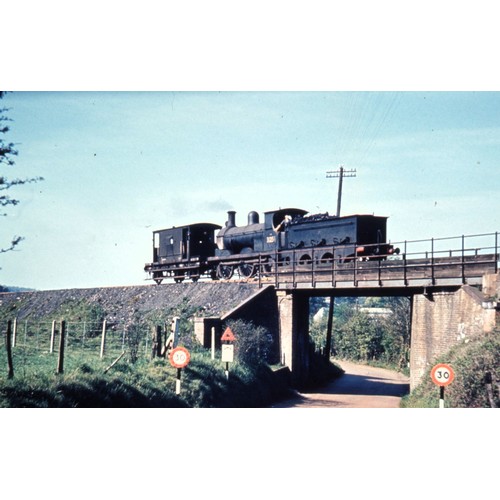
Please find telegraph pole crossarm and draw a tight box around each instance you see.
[326,166,356,217]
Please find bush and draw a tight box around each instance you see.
[225,319,276,365]
[402,331,500,408]
[0,340,293,407]
[312,297,411,371]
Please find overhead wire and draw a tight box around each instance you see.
[355,92,403,167]
[334,92,402,169]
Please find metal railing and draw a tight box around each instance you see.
[256,231,499,289]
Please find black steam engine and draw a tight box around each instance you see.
[144,208,399,284]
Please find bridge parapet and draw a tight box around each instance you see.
[255,231,499,291]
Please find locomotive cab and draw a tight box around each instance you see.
[264,208,308,232]
[263,208,308,251]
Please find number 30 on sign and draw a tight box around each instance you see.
[169,346,190,369]
[430,363,455,387]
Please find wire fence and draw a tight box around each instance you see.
[5,319,152,358]
[0,318,179,379]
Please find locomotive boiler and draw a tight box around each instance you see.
[144,207,398,284]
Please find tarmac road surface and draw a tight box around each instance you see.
[271,360,410,408]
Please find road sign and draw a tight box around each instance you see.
[430,363,455,387]
[221,344,234,363]
[221,327,236,342]
[169,346,190,369]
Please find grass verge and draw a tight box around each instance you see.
[0,350,297,408]
[402,331,500,408]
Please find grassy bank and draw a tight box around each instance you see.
[402,330,500,408]
[0,349,300,408]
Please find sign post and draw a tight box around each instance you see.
[221,327,236,379]
[430,363,455,408]
[169,346,190,394]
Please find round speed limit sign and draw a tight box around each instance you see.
[430,363,455,387]
[169,346,190,369]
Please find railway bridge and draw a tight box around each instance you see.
[196,231,499,389]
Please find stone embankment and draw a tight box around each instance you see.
[0,282,261,324]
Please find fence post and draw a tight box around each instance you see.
[151,325,162,359]
[121,325,126,351]
[50,320,56,353]
[12,318,17,348]
[6,320,14,379]
[100,319,107,358]
[57,320,66,374]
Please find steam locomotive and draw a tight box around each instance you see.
[144,207,399,284]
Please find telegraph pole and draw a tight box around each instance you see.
[324,166,356,360]
[326,166,356,217]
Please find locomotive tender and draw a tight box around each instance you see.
[144,208,399,284]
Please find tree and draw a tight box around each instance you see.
[0,91,43,254]
[379,296,411,369]
[226,319,276,365]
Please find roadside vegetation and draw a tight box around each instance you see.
[310,296,411,374]
[0,301,342,407]
[402,329,500,408]
[0,349,295,408]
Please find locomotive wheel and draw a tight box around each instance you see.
[239,262,256,278]
[217,263,234,280]
[263,257,276,275]
[238,247,257,278]
[186,271,199,282]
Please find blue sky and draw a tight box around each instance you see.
[1,91,499,290]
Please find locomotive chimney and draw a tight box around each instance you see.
[248,211,260,225]
[226,211,236,228]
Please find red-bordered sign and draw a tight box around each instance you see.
[430,363,455,387]
[221,327,236,342]
[169,346,191,369]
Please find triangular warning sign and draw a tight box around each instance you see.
[221,327,236,342]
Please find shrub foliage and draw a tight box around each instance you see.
[403,331,500,408]
[310,296,411,370]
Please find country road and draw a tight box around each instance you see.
[271,360,410,408]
